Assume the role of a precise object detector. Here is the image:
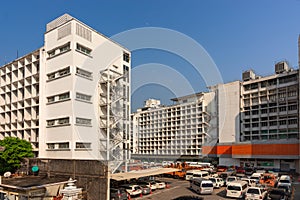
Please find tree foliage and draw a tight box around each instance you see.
[0,137,34,174]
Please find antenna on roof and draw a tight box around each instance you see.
[16,50,19,59]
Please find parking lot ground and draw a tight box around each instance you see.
[129,176,299,200]
[131,177,229,200]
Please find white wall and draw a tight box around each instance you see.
[217,81,241,143]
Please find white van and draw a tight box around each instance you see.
[226,180,248,199]
[185,170,195,180]
[190,178,214,194]
[192,170,209,179]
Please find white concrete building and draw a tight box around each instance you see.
[0,14,130,166]
[203,61,300,172]
[131,92,216,161]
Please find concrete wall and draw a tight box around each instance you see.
[217,81,241,143]
[28,158,108,200]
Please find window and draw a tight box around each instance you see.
[47,92,70,104]
[76,43,91,55]
[76,117,92,126]
[47,143,55,149]
[48,50,55,58]
[123,52,130,62]
[76,92,91,102]
[288,119,298,125]
[59,92,70,100]
[279,120,287,125]
[288,90,297,97]
[75,142,91,149]
[288,105,297,111]
[58,118,69,125]
[47,42,70,59]
[58,142,69,149]
[47,66,71,81]
[47,120,55,126]
[59,44,70,53]
[58,67,70,76]
[46,117,70,127]
[47,96,55,103]
[75,67,93,80]
[47,73,55,80]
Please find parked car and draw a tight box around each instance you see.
[225,176,237,186]
[137,181,156,191]
[209,177,224,188]
[121,184,142,197]
[226,180,248,199]
[268,188,288,200]
[236,167,246,174]
[245,167,255,176]
[277,184,292,198]
[152,180,166,189]
[241,177,257,187]
[138,185,151,195]
[277,175,292,187]
[110,188,128,200]
[190,178,214,194]
[245,187,267,200]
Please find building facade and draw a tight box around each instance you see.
[203,61,300,172]
[0,14,131,167]
[131,92,216,161]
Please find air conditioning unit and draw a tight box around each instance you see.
[275,61,289,74]
[242,70,256,81]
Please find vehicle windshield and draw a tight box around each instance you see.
[227,178,236,182]
[202,183,213,187]
[279,180,290,183]
[186,173,193,175]
[270,190,284,195]
[227,185,241,191]
[247,188,260,194]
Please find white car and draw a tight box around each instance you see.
[122,184,142,196]
[278,175,292,187]
[152,180,166,189]
[226,176,237,186]
[209,177,224,188]
[245,187,267,200]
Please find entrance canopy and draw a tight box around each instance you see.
[110,167,179,181]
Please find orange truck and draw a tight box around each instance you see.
[164,162,203,179]
[259,173,278,187]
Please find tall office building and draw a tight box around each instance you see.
[131,92,216,161]
[203,61,300,171]
[0,14,131,167]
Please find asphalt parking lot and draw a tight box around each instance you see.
[130,177,298,200]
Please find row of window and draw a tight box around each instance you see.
[47,66,93,81]
[244,105,298,115]
[47,142,91,150]
[244,119,298,128]
[48,42,71,58]
[243,74,298,91]
[47,92,91,104]
[47,66,71,81]
[48,42,92,59]
[47,92,70,104]
[46,117,92,127]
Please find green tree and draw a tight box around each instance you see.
[0,137,34,174]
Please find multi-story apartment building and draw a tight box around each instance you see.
[131,92,216,161]
[0,14,130,167]
[203,60,300,172]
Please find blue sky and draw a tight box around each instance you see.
[0,1,300,111]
